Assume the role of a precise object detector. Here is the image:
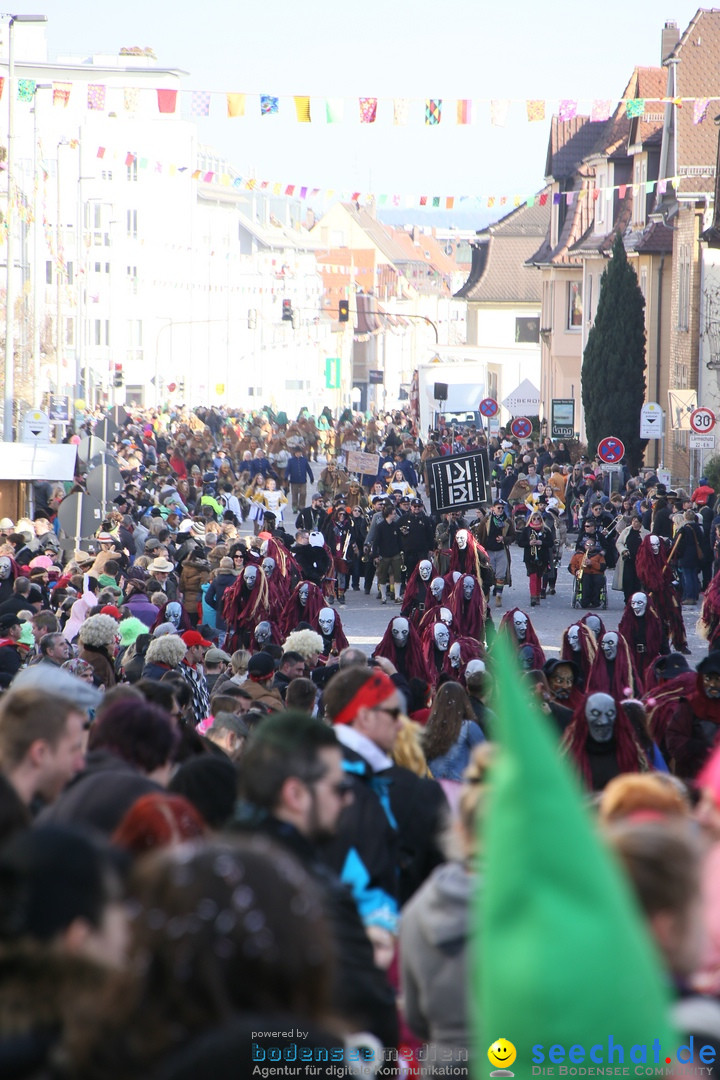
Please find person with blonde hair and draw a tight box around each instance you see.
[598,773,691,824]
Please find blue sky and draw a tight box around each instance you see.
[7,0,705,207]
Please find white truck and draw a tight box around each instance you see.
[416,360,490,436]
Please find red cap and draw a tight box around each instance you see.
[101,605,122,619]
[181,630,212,648]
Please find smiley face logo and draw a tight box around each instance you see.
[488,1039,517,1075]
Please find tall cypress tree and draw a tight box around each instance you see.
[581,232,647,473]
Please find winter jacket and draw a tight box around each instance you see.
[78,643,117,688]
[427,720,486,783]
[0,641,23,688]
[400,860,475,1059]
[125,592,160,628]
[179,557,211,617]
[285,455,314,484]
[36,749,162,834]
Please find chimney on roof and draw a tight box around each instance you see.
[661,19,679,63]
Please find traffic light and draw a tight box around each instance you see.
[282,299,293,322]
[338,299,349,323]
[113,364,124,389]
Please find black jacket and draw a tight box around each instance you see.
[239,816,398,1049]
[373,518,402,559]
[36,749,162,834]
[398,512,435,556]
[0,642,23,688]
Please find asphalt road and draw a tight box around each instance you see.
[246,454,708,670]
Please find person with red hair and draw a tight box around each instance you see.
[112,792,207,855]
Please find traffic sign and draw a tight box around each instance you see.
[86,464,124,508]
[640,402,663,440]
[56,492,103,547]
[690,434,716,450]
[22,410,50,443]
[690,407,716,434]
[479,397,499,418]
[510,416,532,440]
[77,435,106,467]
[597,436,625,464]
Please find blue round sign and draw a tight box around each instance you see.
[597,436,625,464]
[479,397,499,418]
[510,416,532,440]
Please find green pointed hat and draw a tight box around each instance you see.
[473,635,677,1075]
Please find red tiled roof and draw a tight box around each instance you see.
[456,195,550,301]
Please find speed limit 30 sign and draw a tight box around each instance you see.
[690,407,716,434]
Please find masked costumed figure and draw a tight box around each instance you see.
[665,653,720,779]
[643,654,696,761]
[150,599,193,635]
[617,591,668,687]
[581,612,606,641]
[585,630,642,701]
[562,691,651,791]
[261,534,301,605]
[222,564,271,651]
[442,636,484,687]
[472,503,514,608]
[448,573,487,641]
[497,607,545,669]
[248,618,282,654]
[279,580,326,639]
[421,619,455,687]
[635,533,688,653]
[314,605,350,659]
[416,579,447,635]
[449,528,495,599]
[326,506,353,604]
[699,571,720,653]
[373,616,426,681]
[400,558,435,626]
[560,622,597,689]
[0,555,19,606]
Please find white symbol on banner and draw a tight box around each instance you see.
[445,460,473,504]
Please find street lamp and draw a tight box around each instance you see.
[3,13,47,441]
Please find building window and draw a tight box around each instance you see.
[515,317,540,343]
[640,267,648,300]
[127,156,138,182]
[567,281,582,329]
[46,260,52,285]
[65,318,74,346]
[126,265,138,294]
[596,176,605,227]
[586,276,593,324]
[126,209,138,239]
[678,244,691,331]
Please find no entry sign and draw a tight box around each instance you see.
[597,436,625,464]
[510,416,532,440]
[479,397,499,418]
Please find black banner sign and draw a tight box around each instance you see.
[427,449,492,513]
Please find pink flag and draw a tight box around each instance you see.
[157,89,177,114]
[359,98,377,123]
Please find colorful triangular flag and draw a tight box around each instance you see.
[359,97,377,123]
[260,94,279,116]
[294,95,311,122]
[425,98,442,125]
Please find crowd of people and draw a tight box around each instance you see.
[1,403,720,1075]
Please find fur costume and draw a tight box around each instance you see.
[560,623,597,687]
[311,608,349,657]
[562,697,651,789]
[373,618,426,681]
[585,632,642,700]
[447,574,486,641]
[635,535,687,652]
[400,561,436,625]
[497,607,545,668]
[442,635,483,686]
[420,620,457,687]
[449,533,494,595]
[618,596,667,685]
[222,569,271,651]
[644,671,698,755]
[279,580,326,639]
[699,571,720,651]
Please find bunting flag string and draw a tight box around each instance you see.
[91,142,683,209]
[7,76,720,127]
